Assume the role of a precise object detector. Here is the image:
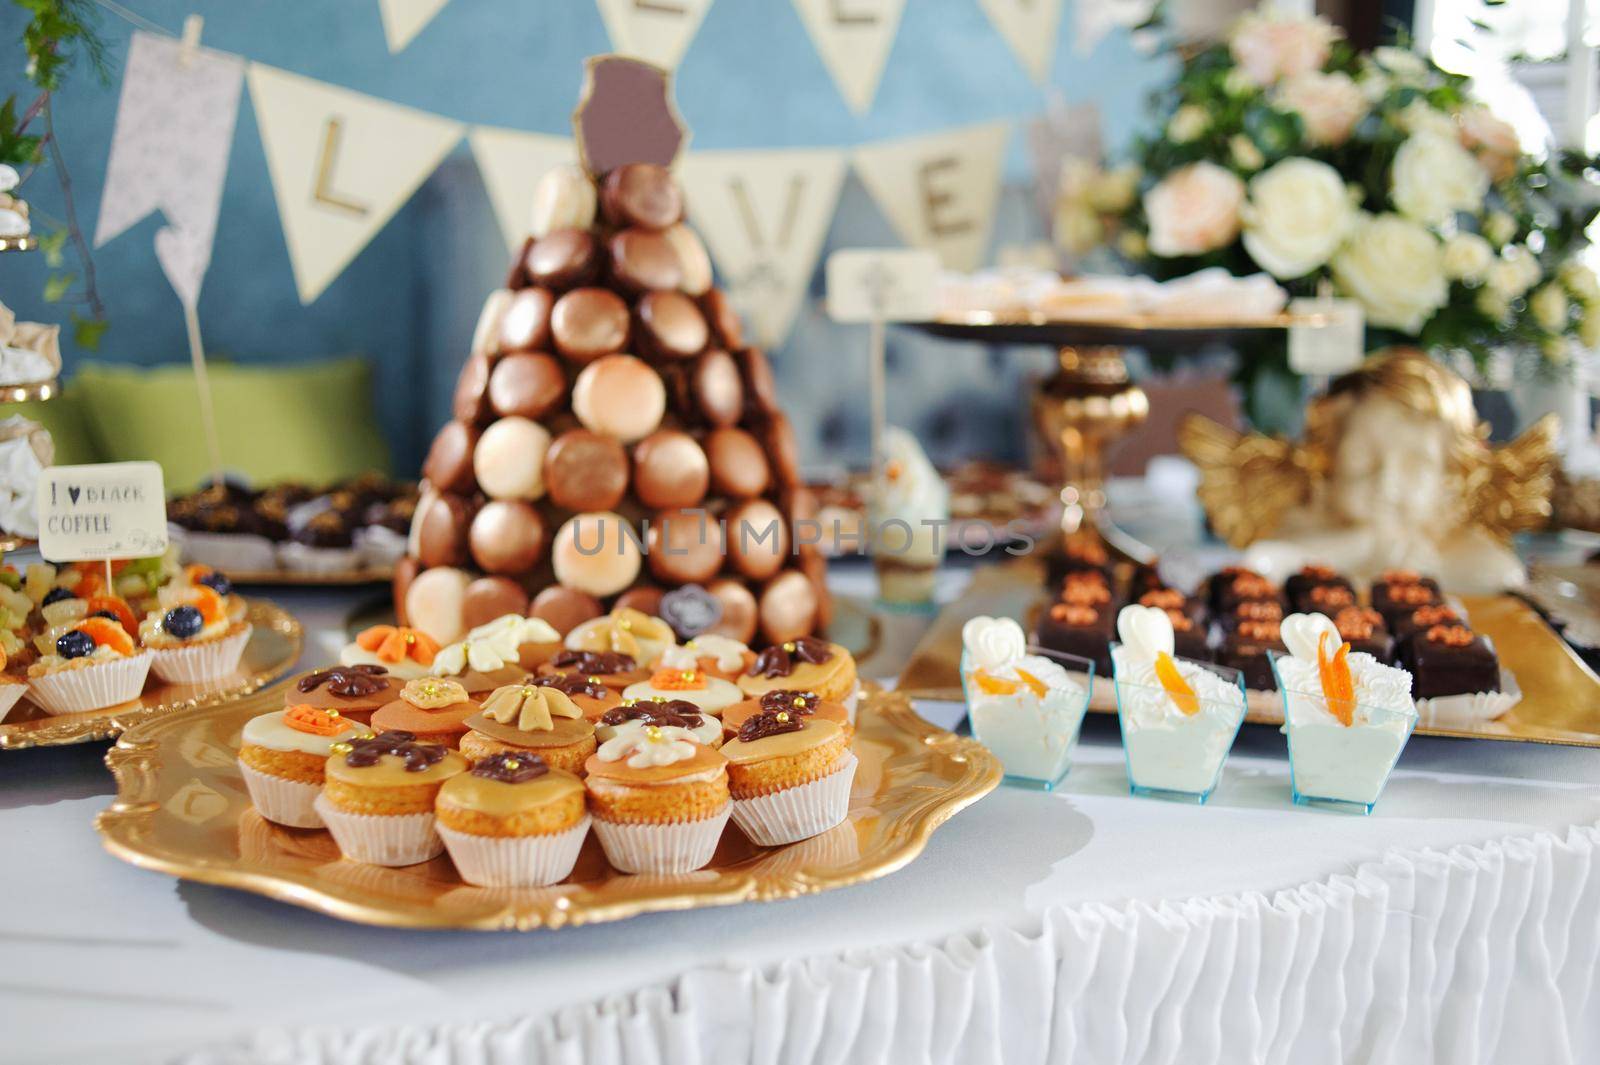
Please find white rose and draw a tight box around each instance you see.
[1487,245,1540,298]
[1390,132,1489,226]
[1229,13,1339,87]
[1143,162,1245,258]
[1230,134,1265,171]
[1372,46,1429,87]
[1167,104,1210,144]
[1116,229,1148,260]
[1331,213,1448,333]
[1241,158,1355,279]
[1531,284,1570,332]
[1560,260,1600,303]
[1484,211,1516,246]
[1442,233,1494,283]
[1396,99,1457,139]
[1274,70,1368,147]
[1476,287,1512,324]
[1581,309,1600,348]
[1087,164,1141,214]
[1053,202,1103,255]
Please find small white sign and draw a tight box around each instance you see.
[1288,296,1365,375]
[825,248,940,323]
[36,462,169,563]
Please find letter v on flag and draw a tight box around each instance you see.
[247,63,463,303]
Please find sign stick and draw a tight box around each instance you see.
[182,300,226,488]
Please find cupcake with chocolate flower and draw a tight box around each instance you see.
[538,648,649,692]
[370,677,479,748]
[720,710,856,846]
[584,725,731,874]
[459,682,598,771]
[622,667,742,718]
[286,664,403,724]
[339,624,440,681]
[597,697,723,747]
[736,636,859,716]
[315,730,468,866]
[238,704,368,827]
[531,670,621,720]
[139,583,253,683]
[435,752,590,887]
[721,688,851,742]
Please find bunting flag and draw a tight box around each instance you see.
[94,30,245,308]
[595,0,715,71]
[977,0,1064,83]
[790,0,906,114]
[469,126,578,252]
[378,0,451,53]
[246,63,463,303]
[677,147,847,347]
[851,120,1010,271]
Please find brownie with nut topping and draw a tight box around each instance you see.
[1398,624,1500,700]
[1216,619,1286,691]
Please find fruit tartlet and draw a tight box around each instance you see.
[315,730,468,866]
[179,564,248,623]
[531,670,621,720]
[565,607,676,667]
[428,633,528,694]
[655,634,755,682]
[238,704,368,827]
[26,616,153,715]
[286,664,403,724]
[435,752,590,887]
[462,613,563,671]
[720,710,856,846]
[737,637,860,719]
[459,682,598,772]
[0,645,29,720]
[139,584,253,683]
[596,697,723,747]
[539,649,649,692]
[721,689,851,742]
[339,624,440,681]
[584,725,731,873]
[622,667,742,718]
[370,677,480,748]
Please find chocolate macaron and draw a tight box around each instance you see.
[544,429,629,512]
[636,291,708,361]
[706,578,759,643]
[452,354,492,425]
[632,429,709,510]
[488,352,566,420]
[600,163,683,230]
[415,492,474,569]
[705,427,770,499]
[701,290,745,351]
[422,421,479,495]
[468,500,546,574]
[529,586,605,637]
[551,288,630,363]
[472,416,551,501]
[498,288,555,354]
[691,349,744,428]
[609,228,682,294]
[662,224,712,296]
[572,354,666,443]
[524,228,601,290]
[759,570,820,645]
[462,576,530,629]
[551,511,642,598]
[647,507,724,585]
[725,498,788,581]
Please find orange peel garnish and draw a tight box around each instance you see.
[84,596,138,637]
[1154,652,1200,716]
[973,670,1019,696]
[356,624,440,666]
[77,617,134,656]
[284,704,346,736]
[189,586,226,626]
[1317,630,1356,727]
[649,667,707,690]
[1015,668,1048,698]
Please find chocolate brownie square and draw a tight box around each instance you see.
[1035,601,1114,677]
[1218,596,1285,633]
[1285,564,1355,615]
[1217,619,1286,691]
[1331,606,1395,665]
[1390,603,1464,643]
[1401,624,1500,699]
[1205,567,1278,615]
[1371,579,1443,626]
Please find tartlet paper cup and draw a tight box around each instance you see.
[313,796,443,866]
[277,542,361,575]
[170,525,278,571]
[731,752,858,846]
[239,760,324,828]
[150,625,253,684]
[27,652,153,716]
[439,816,591,887]
[593,805,731,874]
[0,681,26,721]
[1415,668,1522,727]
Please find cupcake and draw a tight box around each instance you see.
[179,564,249,623]
[287,664,403,724]
[238,704,368,827]
[459,682,598,772]
[338,624,440,681]
[565,607,677,666]
[584,725,731,873]
[463,613,563,671]
[26,617,153,715]
[429,633,527,695]
[720,710,856,846]
[597,697,723,747]
[737,637,860,719]
[655,634,754,682]
[435,752,590,887]
[539,649,649,692]
[0,645,30,721]
[370,677,480,747]
[279,509,360,574]
[721,688,851,742]
[139,585,253,684]
[315,730,469,866]
[622,667,742,718]
[530,670,621,720]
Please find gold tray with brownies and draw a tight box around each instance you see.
[0,558,300,749]
[96,608,999,929]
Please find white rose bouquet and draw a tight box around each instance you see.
[1057,7,1600,375]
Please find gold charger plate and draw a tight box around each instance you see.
[95,686,1000,930]
[897,561,1600,747]
[0,600,303,750]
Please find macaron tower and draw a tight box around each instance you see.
[397,56,828,652]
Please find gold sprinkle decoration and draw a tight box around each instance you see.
[618,618,632,630]
[504,758,520,770]
[644,725,663,742]
[783,642,796,652]
[792,697,806,709]
[588,676,603,684]
[327,708,341,718]
[777,711,790,722]
[405,634,415,645]
[652,695,666,703]
[330,741,352,754]
[680,671,695,682]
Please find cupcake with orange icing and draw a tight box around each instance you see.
[720,709,856,846]
[654,634,755,682]
[315,730,469,866]
[622,667,742,718]
[737,637,860,718]
[584,725,731,873]
[721,689,851,742]
[435,752,590,887]
[26,616,153,714]
[538,649,649,692]
[458,682,597,772]
[286,664,403,724]
[238,703,368,827]
[370,677,480,748]
[530,670,621,720]
[139,583,253,683]
[596,697,723,748]
[339,625,439,681]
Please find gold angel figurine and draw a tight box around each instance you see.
[1179,348,1556,594]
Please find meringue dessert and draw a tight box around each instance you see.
[960,615,1089,789]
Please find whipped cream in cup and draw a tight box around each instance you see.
[959,616,1091,790]
[1272,612,1418,813]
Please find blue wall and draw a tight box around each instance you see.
[0,0,1169,476]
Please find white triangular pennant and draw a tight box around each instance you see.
[247,63,463,303]
[978,0,1063,83]
[852,120,1010,270]
[468,126,577,253]
[790,0,906,114]
[595,0,715,71]
[378,0,451,52]
[677,147,847,347]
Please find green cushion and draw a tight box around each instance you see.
[73,357,391,491]
[0,389,101,465]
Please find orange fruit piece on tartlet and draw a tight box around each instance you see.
[84,596,138,637]
[78,616,135,656]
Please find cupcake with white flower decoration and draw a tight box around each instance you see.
[462,613,562,671]
[584,724,730,873]
[429,631,527,694]
[565,608,676,666]
[959,616,1091,790]
[654,634,753,681]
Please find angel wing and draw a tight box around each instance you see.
[1471,413,1558,540]
[1177,413,1318,548]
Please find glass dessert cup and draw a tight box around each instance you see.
[959,646,1094,791]
[1271,655,1418,815]
[1111,647,1247,804]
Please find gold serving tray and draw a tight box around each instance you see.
[0,600,302,750]
[95,686,1000,930]
[897,561,1600,747]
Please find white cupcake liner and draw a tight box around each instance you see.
[27,652,153,716]
[170,525,278,571]
[730,752,857,846]
[150,625,253,684]
[0,681,26,722]
[1415,668,1522,727]
[592,805,730,874]
[313,795,443,866]
[239,760,325,828]
[277,542,361,575]
[841,681,861,724]
[438,816,591,887]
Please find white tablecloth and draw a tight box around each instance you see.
[3,572,1599,1065]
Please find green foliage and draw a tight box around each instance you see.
[0,96,42,167]
[14,0,108,92]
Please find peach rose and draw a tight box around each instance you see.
[1275,70,1368,147]
[1229,13,1340,87]
[1458,104,1520,183]
[1143,162,1246,258]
